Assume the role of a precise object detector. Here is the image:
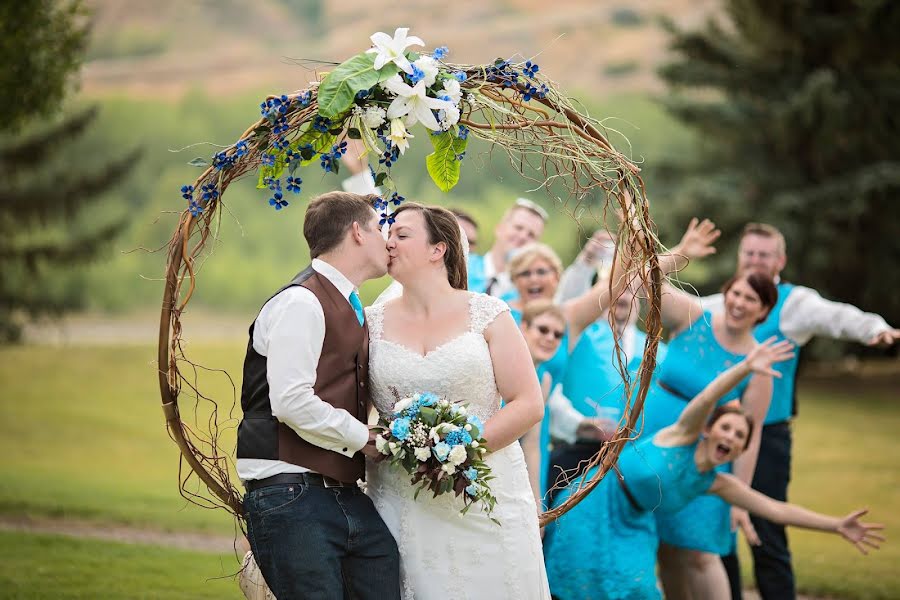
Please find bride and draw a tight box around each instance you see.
[365,202,550,599]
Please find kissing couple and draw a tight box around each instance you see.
[237,190,551,599]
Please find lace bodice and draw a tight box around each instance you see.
[365,292,510,424]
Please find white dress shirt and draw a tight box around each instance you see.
[237,258,371,481]
[482,250,517,299]
[700,285,891,346]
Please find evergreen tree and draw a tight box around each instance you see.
[657,1,900,340]
[0,1,140,341]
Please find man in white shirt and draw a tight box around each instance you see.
[703,223,899,600]
[469,198,548,298]
[236,191,400,599]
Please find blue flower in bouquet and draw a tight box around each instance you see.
[465,483,478,497]
[465,467,478,481]
[466,414,484,434]
[418,392,438,407]
[433,46,449,60]
[432,441,451,462]
[390,417,411,441]
[445,428,473,447]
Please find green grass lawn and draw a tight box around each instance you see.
[0,531,242,599]
[1,343,898,597]
[0,343,245,534]
[737,381,900,598]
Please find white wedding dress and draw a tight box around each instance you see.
[364,292,551,600]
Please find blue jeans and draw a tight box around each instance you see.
[725,422,795,600]
[244,479,400,600]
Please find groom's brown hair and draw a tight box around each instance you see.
[304,191,379,258]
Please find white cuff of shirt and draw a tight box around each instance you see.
[334,418,370,458]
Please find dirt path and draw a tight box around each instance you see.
[0,514,248,555]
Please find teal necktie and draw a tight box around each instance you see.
[349,291,365,326]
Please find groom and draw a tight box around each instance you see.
[236,191,400,599]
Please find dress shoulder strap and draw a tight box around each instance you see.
[364,303,386,340]
[469,292,511,334]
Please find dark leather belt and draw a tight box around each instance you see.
[245,472,357,492]
[616,472,644,512]
[657,380,690,402]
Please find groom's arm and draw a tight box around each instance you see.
[260,288,370,456]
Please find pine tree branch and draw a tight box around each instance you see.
[0,106,99,168]
[0,147,142,226]
[0,218,126,267]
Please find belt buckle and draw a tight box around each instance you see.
[322,475,343,488]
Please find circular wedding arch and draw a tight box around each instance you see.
[157,43,663,527]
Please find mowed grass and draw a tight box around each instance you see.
[0,343,898,597]
[736,381,900,598]
[0,342,246,534]
[0,530,242,599]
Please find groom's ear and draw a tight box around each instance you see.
[350,221,365,245]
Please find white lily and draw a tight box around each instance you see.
[387,118,414,154]
[366,27,424,74]
[383,75,455,130]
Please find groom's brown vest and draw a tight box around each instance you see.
[237,265,369,483]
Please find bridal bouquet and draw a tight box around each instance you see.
[375,391,498,521]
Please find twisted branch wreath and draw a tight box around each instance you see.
[157,30,663,527]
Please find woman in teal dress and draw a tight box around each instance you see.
[641,271,783,598]
[544,339,883,600]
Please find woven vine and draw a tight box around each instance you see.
[157,29,663,526]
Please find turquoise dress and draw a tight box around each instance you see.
[544,435,716,599]
[563,322,667,423]
[641,311,749,554]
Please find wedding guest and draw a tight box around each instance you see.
[702,222,900,600]
[468,198,548,297]
[544,339,883,600]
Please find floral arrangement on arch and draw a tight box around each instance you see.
[160,27,664,528]
[181,27,570,223]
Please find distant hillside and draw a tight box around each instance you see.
[81,0,717,99]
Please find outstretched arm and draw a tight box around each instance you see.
[657,338,794,447]
[711,473,885,555]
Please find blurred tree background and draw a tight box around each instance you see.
[656,0,900,357]
[1,0,896,357]
[0,0,140,341]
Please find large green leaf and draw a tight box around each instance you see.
[425,131,468,192]
[317,53,400,118]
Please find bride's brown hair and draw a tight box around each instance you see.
[392,203,468,290]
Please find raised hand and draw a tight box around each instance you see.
[674,217,720,260]
[746,337,795,377]
[579,230,615,266]
[866,328,900,348]
[837,508,886,555]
